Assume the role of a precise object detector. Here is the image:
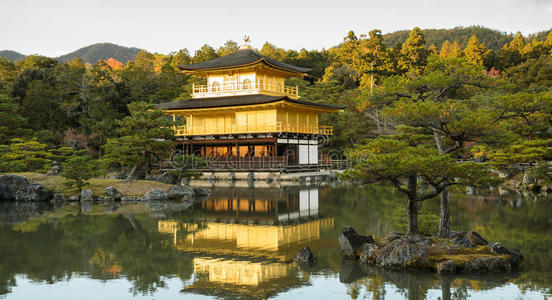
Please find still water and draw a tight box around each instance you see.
[0,183,550,300]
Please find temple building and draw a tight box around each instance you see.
[158,42,344,171]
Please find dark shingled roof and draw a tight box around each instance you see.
[157,94,345,111]
[177,49,312,74]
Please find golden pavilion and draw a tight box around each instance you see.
[158,42,344,170]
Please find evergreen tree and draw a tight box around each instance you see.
[463,35,492,67]
[61,150,102,192]
[398,27,428,73]
[102,102,174,181]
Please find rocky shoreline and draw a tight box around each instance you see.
[0,174,210,203]
[337,226,523,274]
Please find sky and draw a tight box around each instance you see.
[1,0,551,57]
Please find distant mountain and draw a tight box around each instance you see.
[0,50,26,62]
[383,26,516,51]
[56,43,142,64]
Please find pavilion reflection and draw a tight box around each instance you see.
[157,186,334,298]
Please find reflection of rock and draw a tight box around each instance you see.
[0,202,46,223]
[144,189,168,201]
[296,246,315,264]
[167,185,194,200]
[338,226,375,258]
[15,184,53,202]
[437,260,456,274]
[106,201,120,213]
[0,174,29,200]
[80,201,92,212]
[339,258,367,284]
[104,186,121,201]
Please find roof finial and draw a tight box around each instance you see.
[240,35,252,50]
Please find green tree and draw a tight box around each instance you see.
[0,93,29,143]
[217,40,239,56]
[372,56,496,237]
[0,138,51,172]
[192,45,219,63]
[464,35,492,67]
[102,102,174,181]
[345,137,494,235]
[61,150,102,191]
[398,27,428,73]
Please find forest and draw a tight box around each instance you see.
[1,27,552,192]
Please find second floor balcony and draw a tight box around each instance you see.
[192,81,299,99]
[173,122,333,136]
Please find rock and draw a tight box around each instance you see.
[145,172,177,184]
[15,184,53,202]
[52,193,66,202]
[80,189,93,201]
[296,246,315,264]
[338,226,375,258]
[437,260,457,274]
[464,256,511,272]
[375,235,430,268]
[451,232,475,248]
[0,174,29,200]
[466,231,489,246]
[384,232,405,243]
[488,242,523,268]
[104,186,121,201]
[359,243,380,264]
[167,185,194,200]
[144,189,168,201]
[192,187,210,197]
[121,196,146,203]
[69,195,80,202]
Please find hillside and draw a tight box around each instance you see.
[56,43,142,63]
[383,26,515,51]
[0,50,26,62]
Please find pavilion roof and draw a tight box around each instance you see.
[157,94,345,111]
[177,48,312,74]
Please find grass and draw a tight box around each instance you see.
[8,172,175,197]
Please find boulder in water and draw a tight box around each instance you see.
[338,226,375,258]
[296,246,315,264]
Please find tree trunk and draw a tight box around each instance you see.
[407,173,418,236]
[407,196,418,236]
[125,164,138,182]
[438,187,451,237]
[433,131,451,237]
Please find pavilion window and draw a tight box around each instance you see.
[243,79,251,90]
[212,82,220,92]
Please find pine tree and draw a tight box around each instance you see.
[439,40,452,58]
[450,41,463,58]
[398,27,428,73]
[464,35,492,67]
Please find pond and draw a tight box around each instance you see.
[0,183,550,300]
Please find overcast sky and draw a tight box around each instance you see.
[1,0,551,57]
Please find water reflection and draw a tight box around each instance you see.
[157,187,334,298]
[0,184,550,300]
